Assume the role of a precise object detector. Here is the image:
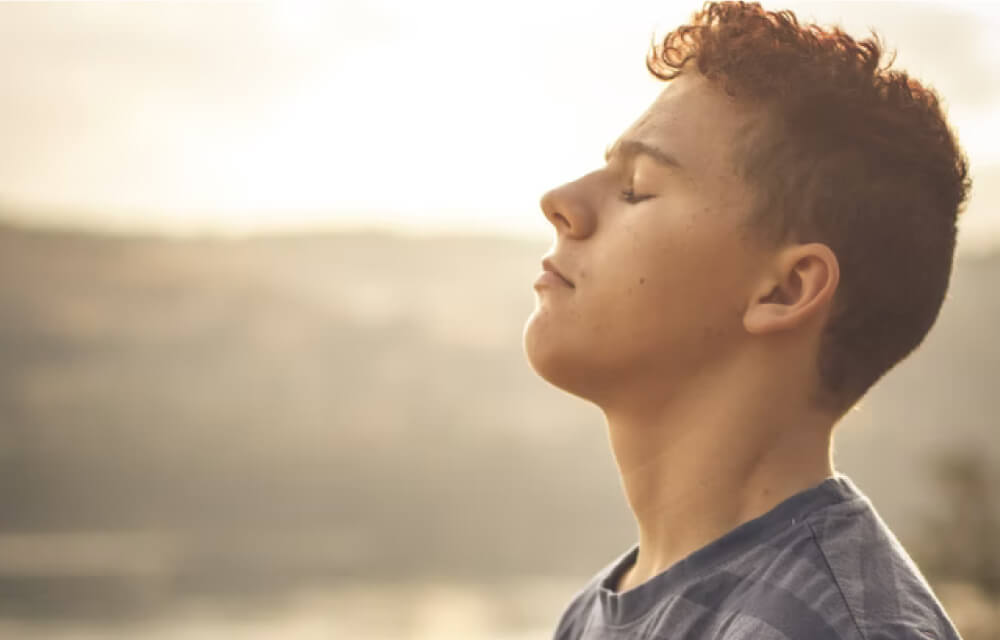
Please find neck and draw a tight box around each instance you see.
[601,352,836,592]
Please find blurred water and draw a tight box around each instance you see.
[0,579,569,640]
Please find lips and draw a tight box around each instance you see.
[541,257,574,288]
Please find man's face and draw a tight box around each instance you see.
[523,71,772,405]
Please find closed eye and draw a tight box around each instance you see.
[620,188,653,204]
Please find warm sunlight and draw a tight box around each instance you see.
[0,0,996,249]
[3,4,999,640]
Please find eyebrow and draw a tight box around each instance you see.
[604,138,683,170]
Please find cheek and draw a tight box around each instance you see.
[597,222,746,343]
[569,233,683,354]
[606,217,699,306]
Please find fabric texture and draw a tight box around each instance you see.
[552,474,962,639]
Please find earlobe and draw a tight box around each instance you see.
[743,243,839,335]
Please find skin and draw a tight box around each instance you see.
[522,69,842,592]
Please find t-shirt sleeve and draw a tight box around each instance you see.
[552,584,598,640]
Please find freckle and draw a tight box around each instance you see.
[639,277,646,285]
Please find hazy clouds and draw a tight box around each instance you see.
[0,1,996,246]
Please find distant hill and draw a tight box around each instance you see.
[0,222,996,602]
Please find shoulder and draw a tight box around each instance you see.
[551,559,608,640]
[552,585,597,640]
[706,492,962,640]
[722,622,948,640]
[803,497,963,640]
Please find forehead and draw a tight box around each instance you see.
[617,72,760,178]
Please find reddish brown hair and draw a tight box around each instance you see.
[647,1,972,413]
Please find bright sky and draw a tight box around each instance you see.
[0,1,997,250]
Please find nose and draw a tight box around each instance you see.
[539,176,597,239]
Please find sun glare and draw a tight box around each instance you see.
[0,1,994,245]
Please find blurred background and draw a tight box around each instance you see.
[0,1,997,638]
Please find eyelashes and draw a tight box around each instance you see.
[605,152,654,204]
[620,188,653,204]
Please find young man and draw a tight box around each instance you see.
[523,2,971,639]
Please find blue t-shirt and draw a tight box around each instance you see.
[553,474,962,639]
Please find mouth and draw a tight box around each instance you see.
[541,257,575,288]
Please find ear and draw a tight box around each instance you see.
[743,242,839,335]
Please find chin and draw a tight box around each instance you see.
[523,309,567,381]
[522,311,599,400]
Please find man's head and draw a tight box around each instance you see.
[522,1,970,417]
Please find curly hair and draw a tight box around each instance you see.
[646,1,972,414]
